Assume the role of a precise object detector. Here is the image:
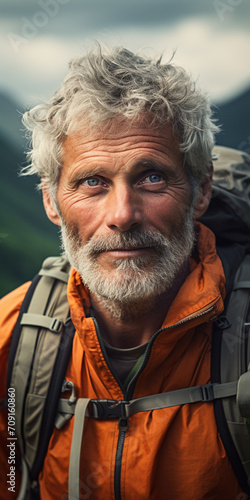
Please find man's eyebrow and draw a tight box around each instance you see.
[69,166,106,184]
[133,158,176,173]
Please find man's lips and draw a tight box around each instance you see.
[99,247,152,258]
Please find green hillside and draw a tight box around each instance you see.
[0,137,60,296]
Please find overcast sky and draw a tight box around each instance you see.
[1,0,250,108]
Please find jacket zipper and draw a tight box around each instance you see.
[94,300,218,500]
[92,317,130,500]
[126,302,217,399]
[114,418,129,500]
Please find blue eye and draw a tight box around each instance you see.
[139,172,165,187]
[86,178,100,186]
[149,174,162,183]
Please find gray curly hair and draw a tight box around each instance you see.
[22,43,219,196]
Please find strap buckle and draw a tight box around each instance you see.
[90,399,128,419]
[50,318,63,333]
[199,384,215,402]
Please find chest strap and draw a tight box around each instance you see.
[58,380,237,422]
[61,380,237,500]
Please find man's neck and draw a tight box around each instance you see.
[90,261,189,348]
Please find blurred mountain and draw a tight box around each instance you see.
[0,96,60,296]
[213,87,250,152]
[0,93,26,153]
[1,88,250,296]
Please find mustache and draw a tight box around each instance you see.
[84,229,172,257]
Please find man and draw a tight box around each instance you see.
[0,44,245,499]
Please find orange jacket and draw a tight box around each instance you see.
[0,223,243,499]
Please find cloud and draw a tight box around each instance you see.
[1,0,250,31]
[0,3,249,106]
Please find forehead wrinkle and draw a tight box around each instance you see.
[64,141,181,168]
[62,121,184,179]
[64,120,179,153]
[66,136,170,156]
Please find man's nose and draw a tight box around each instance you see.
[105,185,143,231]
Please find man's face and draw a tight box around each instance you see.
[53,119,196,304]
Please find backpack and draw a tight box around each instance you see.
[2,145,250,500]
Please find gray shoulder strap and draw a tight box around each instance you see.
[68,399,91,500]
[216,253,250,483]
[11,256,71,481]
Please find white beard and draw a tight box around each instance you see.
[60,210,195,313]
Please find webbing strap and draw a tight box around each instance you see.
[126,381,237,416]
[57,381,238,421]
[16,457,29,500]
[233,281,250,290]
[68,398,91,500]
[39,268,69,283]
[20,313,63,333]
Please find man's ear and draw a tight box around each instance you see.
[193,172,212,220]
[42,185,61,226]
